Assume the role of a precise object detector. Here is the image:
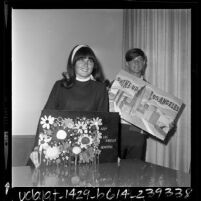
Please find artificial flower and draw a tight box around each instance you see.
[54,116,64,127]
[57,116,63,125]
[62,142,71,151]
[75,121,88,134]
[93,131,102,144]
[56,129,67,140]
[45,129,53,136]
[40,115,55,129]
[63,118,74,128]
[90,117,102,129]
[79,149,94,163]
[38,133,52,151]
[72,146,81,155]
[78,134,93,149]
[44,145,60,160]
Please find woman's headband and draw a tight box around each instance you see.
[71,44,88,64]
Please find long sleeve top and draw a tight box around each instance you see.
[44,79,109,112]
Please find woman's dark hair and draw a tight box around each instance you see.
[62,45,105,88]
[125,48,147,77]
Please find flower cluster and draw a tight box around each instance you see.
[37,115,103,166]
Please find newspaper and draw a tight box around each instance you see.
[109,70,185,141]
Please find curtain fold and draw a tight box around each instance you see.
[123,9,191,173]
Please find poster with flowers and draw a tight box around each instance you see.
[30,110,119,167]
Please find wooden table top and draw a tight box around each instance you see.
[12,159,190,187]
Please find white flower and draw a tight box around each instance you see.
[44,146,60,160]
[72,146,81,155]
[93,131,102,147]
[56,130,67,140]
[90,117,102,128]
[40,115,55,129]
[78,134,93,149]
[38,133,52,151]
[75,121,87,134]
[96,131,102,140]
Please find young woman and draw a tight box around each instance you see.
[44,44,108,111]
[28,44,109,167]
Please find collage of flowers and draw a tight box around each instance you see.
[33,114,104,166]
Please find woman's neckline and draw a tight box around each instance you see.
[76,76,91,82]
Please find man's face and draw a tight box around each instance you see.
[127,56,145,76]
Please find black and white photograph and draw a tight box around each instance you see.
[2,0,199,200]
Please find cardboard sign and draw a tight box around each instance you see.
[31,110,120,166]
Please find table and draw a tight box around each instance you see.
[12,159,190,187]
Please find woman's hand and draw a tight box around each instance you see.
[30,147,40,168]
